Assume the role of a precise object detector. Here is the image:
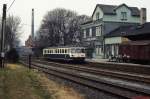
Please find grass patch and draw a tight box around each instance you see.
[0,64,51,99]
[0,64,84,99]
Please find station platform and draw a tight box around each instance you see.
[85,58,150,66]
[85,58,109,63]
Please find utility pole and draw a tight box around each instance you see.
[0,4,7,68]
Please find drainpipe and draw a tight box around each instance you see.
[102,24,106,59]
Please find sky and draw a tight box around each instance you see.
[0,0,150,45]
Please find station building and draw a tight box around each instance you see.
[81,3,144,59]
[104,22,150,59]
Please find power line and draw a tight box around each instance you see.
[7,0,16,11]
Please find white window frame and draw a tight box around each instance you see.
[89,28,92,37]
[83,29,86,38]
[121,12,127,20]
[96,12,100,20]
[96,26,102,36]
[96,46,102,55]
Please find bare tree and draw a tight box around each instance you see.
[35,8,89,48]
[5,15,22,50]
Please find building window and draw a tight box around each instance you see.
[86,28,90,37]
[92,27,96,37]
[96,12,100,20]
[83,30,86,38]
[89,28,92,37]
[96,26,102,36]
[96,46,102,55]
[121,12,127,20]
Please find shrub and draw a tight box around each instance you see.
[6,48,19,63]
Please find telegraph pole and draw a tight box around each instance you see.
[0,4,7,68]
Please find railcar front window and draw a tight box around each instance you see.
[76,49,81,53]
[71,49,76,53]
[71,48,85,53]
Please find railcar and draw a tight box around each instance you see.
[118,40,150,63]
[43,46,86,62]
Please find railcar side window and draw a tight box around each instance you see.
[66,49,69,53]
[62,49,64,53]
[60,49,62,53]
[64,49,67,53]
[56,49,58,53]
[56,49,57,53]
[57,49,59,53]
[45,50,47,54]
[58,49,59,53]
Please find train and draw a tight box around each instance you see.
[118,40,150,63]
[43,46,86,62]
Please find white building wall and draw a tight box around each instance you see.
[105,37,122,44]
[103,5,140,23]
[92,7,104,21]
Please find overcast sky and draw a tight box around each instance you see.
[0,0,150,45]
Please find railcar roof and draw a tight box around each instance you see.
[43,46,85,49]
[105,22,150,38]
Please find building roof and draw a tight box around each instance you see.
[105,25,136,37]
[92,3,140,17]
[122,40,150,45]
[105,22,150,38]
[81,3,141,25]
[81,20,93,25]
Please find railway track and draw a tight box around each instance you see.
[33,57,150,75]
[20,58,150,98]
[33,59,150,84]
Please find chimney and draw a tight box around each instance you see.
[31,9,34,40]
[140,8,147,24]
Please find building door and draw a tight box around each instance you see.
[86,47,94,58]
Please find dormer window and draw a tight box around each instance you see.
[121,12,127,20]
[96,12,100,20]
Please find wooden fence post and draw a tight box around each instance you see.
[29,54,31,69]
